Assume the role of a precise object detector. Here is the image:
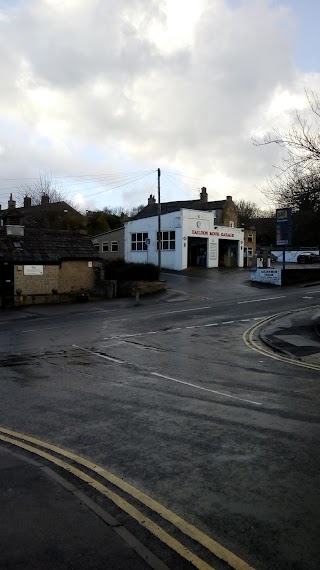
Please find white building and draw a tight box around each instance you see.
[125,193,244,270]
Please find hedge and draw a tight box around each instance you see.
[104,260,160,281]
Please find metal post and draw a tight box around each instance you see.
[157,168,161,272]
[282,244,286,270]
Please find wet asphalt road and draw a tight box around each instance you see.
[0,269,320,570]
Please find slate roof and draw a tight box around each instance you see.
[0,228,101,264]
[0,201,84,227]
[131,200,228,220]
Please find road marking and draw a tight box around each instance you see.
[302,296,313,299]
[243,309,320,372]
[21,329,35,333]
[0,433,214,570]
[151,372,262,406]
[73,345,124,364]
[0,427,256,570]
[237,296,286,304]
[158,306,211,315]
[73,345,262,406]
[103,317,266,341]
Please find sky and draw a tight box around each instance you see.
[0,0,320,213]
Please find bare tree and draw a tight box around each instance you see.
[254,91,320,178]
[18,170,72,206]
[235,199,262,227]
[261,167,320,211]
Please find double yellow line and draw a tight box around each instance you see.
[243,308,320,372]
[0,426,255,570]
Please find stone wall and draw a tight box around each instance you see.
[13,261,98,305]
[59,260,95,292]
[14,265,59,296]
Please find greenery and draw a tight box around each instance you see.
[104,260,160,281]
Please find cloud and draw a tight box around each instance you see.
[0,0,319,211]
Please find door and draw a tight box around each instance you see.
[0,262,14,308]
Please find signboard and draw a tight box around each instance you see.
[209,242,217,261]
[251,269,282,286]
[276,208,292,246]
[192,229,235,238]
[24,265,44,276]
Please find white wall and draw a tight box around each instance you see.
[125,213,183,270]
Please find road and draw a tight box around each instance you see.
[0,268,320,570]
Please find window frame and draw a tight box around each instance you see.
[102,242,109,252]
[111,241,119,253]
[93,243,100,251]
[131,232,148,251]
[157,230,176,251]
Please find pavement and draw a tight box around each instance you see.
[1,298,319,570]
[259,306,320,365]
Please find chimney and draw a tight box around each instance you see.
[148,194,156,205]
[41,194,50,205]
[24,196,32,208]
[226,195,232,201]
[200,187,208,202]
[8,193,16,209]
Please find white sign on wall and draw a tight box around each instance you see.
[24,265,44,276]
[251,268,282,286]
[209,242,217,261]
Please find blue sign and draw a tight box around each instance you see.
[276,208,292,246]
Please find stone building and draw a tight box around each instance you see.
[0,219,101,307]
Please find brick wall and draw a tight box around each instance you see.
[59,260,95,292]
[14,265,59,295]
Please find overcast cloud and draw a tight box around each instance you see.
[0,0,319,211]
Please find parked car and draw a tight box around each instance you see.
[297,252,320,264]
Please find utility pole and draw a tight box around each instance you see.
[157,168,161,272]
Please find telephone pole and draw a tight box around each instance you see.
[157,168,161,272]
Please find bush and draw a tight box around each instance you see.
[104,260,160,281]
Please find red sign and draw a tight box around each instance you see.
[192,230,235,238]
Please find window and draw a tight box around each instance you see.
[247,248,253,257]
[111,241,118,252]
[93,243,99,251]
[247,234,253,242]
[157,230,175,250]
[102,242,109,252]
[131,232,148,251]
[229,221,235,228]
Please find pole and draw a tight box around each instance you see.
[157,168,161,272]
[282,244,286,271]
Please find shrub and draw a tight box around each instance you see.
[104,260,160,281]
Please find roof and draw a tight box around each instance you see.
[131,200,228,220]
[0,201,82,219]
[0,228,100,264]
[92,226,124,238]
